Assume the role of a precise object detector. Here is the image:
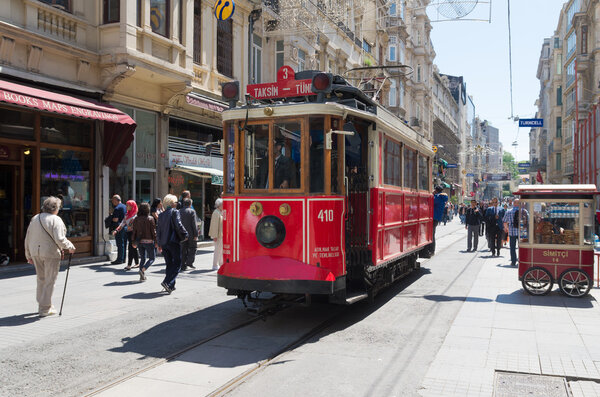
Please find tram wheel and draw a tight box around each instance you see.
[558,268,591,298]
[522,267,553,296]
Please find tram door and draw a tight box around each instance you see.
[344,120,370,287]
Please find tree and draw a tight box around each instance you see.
[503,152,519,179]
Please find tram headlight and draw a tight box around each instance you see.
[311,73,333,94]
[221,81,239,108]
[255,215,286,249]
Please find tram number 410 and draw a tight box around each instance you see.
[318,209,334,222]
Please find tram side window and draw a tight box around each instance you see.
[273,121,302,189]
[404,147,417,190]
[309,117,324,193]
[243,124,269,189]
[533,202,580,245]
[225,122,235,193]
[331,119,340,193]
[418,155,429,191]
[384,138,401,186]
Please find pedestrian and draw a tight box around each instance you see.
[443,203,449,225]
[209,198,224,270]
[156,194,188,294]
[503,199,523,267]
[131,202,157,281]
[113,200,139,270]
[25,196,76,317]
[430,186,448,255]
[459,205,466,224]
[179,198,199,271]
[110,195,127,265]
[465,199,483,252]
[484,197,506,257]
[502,203,509,246]
[150,198,163,222]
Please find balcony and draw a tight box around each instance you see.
[565,162,574,175]
[24,0,88,46]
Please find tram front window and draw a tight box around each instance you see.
[244,124,269,189]
[273,121,301,189]
[309,117,325,193]
[533,202,580,245]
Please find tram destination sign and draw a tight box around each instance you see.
[518,119,543,127]
[247,65,316,100]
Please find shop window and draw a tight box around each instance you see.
[135,110,157,169]
[404,147,417,190]
[418,155,429,191]
[40,148,91,237]
[309,117,325,193]
[243,124,269,189]
[384,138,401,187]
[273,121,302,189]
[103,0,120,24]
[0,108,35,141]
[150,0,169,37]
[41,116,92,147]
[532,202,579,245]
[217,19,233,77]
[39,0,71,12]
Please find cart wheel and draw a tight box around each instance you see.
[522,267,553,296]
[558,269,591,298]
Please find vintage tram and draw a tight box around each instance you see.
[516,184,599,297]
[217,66,434,305]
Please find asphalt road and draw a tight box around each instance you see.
[0,218,476,397]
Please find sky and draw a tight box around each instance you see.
[429,0,567,162]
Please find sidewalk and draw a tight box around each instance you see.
[418,246,600,397]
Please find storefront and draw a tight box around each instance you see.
[168,116,223,239]
[0,79,135,261]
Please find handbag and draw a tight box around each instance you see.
[39,215,65,260]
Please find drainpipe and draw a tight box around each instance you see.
[248,9,262,84]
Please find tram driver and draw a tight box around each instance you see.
[273,139,293,189]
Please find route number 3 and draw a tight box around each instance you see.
[318,209,334,222]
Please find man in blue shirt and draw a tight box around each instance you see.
[111,194,127,264]
[503,199,524,266]
[431,186,449,255]
[484,197,506,257]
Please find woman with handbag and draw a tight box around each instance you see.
[156,194,188,294]
[25,197,76,317]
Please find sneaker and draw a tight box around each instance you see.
[111,260,123,265]
[161,282,172,294]
[139,268,146,281]
[188,265,196,269]
[124,265,132,271]
[39,306,57,317]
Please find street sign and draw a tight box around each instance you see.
[247,66,315,100]
[466,173,475,177]
[518,162,531,167]
[518,119,543,127]
[211,174,224,185]
[446,164,457,168]
[432,145,438,153]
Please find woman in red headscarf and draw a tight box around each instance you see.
[112,200,139,270]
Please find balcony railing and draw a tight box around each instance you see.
[168,136,222,157]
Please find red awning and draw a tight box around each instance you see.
[0,79,136,170]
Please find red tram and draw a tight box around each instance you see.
[217,66,434,304]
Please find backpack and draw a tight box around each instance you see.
[513,208,520,226]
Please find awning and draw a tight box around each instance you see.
[0,79,136,170]
[172,164,223,177]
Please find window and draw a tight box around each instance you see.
[556,54,562,75]
[363,40,372,53]
[0,108,34,141]
[399,80,404,107]
[532,201,579,245]
[276,40,284,71]
[556,153,562,170]
[217,19,233,77]
[309,117,325,193]
[244,124,269,189]
[389,1,396,16]
[554,37,560,48]
[388,36,397,61]
[103,0,120,24]
[39,0,71,12]
[134,110,157,169]
[557,86,562,106]
[273,121,302,189]
[225,122,235,193]
[404,147,417,189]
[566,0,580,31]
[193,0,201,64]
[384,138,401,186]
[556,117,562,138]
[418,155,429,191]
[137,0,142,26]
[566,31,576,58]
[389,79,397,107]
[252,34,262,83]
[297,49,306,72]
[566,60,575,87]
[150,0,169,37]
[41,117,92,147]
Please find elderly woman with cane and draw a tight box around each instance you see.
[25,197,75,317]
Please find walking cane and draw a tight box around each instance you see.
[59,253,73,316]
